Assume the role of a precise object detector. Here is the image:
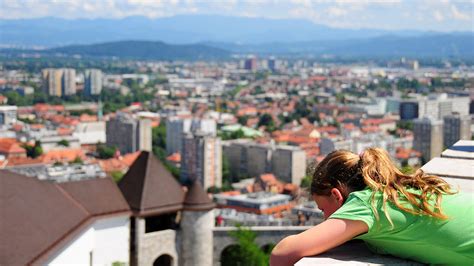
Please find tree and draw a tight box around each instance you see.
[23,141,43,159]
[57,139,70,147]
[111,171,125,183]
[300,175,312,189]
[258,114,276,132]
[97,144,117,159]
[221,225,271,266]
[70,156,83,165]
[152,124,167,150]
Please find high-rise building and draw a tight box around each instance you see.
[180,132,222,190]
[84,69,103,96]
[166,117,216,155]
[42,68,76,97]
[244,57,257,71]
[399,100,419,120]
[106,113,152,155]
[223,140,306,185]
[443,113,471,148]
[42,68,63,97]
[413,117,443,162]
[62,68,76,96]
[418,95,470,120]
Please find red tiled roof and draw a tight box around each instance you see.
[0,138,26,154]
[166,152,181,163]
[40,149,86,164]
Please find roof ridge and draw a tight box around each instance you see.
[54,183,90,216]
[138,151,150,211]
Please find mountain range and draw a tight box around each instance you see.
[0,15,472,59]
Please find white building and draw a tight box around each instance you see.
[166,117,216,155]
[3,172,131,265]
[0,105,17,125]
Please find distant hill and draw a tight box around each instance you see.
[2,41,230,60]
[0,15,441,47]
[204,34,474,58]
[1,34,472,60]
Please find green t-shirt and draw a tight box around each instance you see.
[329,188,474,265]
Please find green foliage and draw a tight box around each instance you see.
[397,121,414,131]
[207,186,222,194]
[229,85,245,97]
[70,156,83,165]
[152,124,167,150]
[222,225,272,266]
[258,114,276,132]
[150,123,180,179]
[397,78,420,90]
[400,165,415,175]
[111,261,126,266]
[219,129,247,140]
[57,139,70,147]
[22,141,43,158]
[111,171,125,183]
[300,175,312,189]
[97,144,117,159]
[252,86,264,95]
[238,115,249,126]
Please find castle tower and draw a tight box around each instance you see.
[118,151,185,266]
[180,181,216,266]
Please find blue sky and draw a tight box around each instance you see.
[1,0,473,32]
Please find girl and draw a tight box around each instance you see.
[270,148,474,265]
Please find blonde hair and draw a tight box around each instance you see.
[311,148,456,224]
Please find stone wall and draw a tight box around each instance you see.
[135,218,179,266]
[212,226,310,266]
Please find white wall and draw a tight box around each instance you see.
[46,215,130,266]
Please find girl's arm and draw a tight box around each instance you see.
[269,218,368,266]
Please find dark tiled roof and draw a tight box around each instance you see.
[183,181,216,211]
[1,170,130,265]
[59,178,130,216]
[118,151,185,216]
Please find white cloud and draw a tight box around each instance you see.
[433,10,444,22]
[450,5,470,21]
[327,6,348,17]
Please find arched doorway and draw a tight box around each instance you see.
[153,254,173,266]
[220,244,243,266]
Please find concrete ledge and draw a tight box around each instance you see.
[295,240,423,265]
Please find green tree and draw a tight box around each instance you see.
[23,141,43,159]
[70,156,83,165]
[300,175,312,189]
[258,114,276,132]
[222,225,271,266]
[97,144,117,159]
[152,124,167,150]
[111,171,125,183]
[57,139,70,147]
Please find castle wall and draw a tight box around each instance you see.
[135,217,179,266]
[212,226,310,266]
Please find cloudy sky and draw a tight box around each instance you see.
[1,0,473,32]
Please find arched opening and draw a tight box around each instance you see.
[220,244,244,266]
[153,254,173,266]
[261,243,275,255]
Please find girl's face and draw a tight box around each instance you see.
[312,190,344,219]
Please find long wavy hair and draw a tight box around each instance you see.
[311,148,456,224]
